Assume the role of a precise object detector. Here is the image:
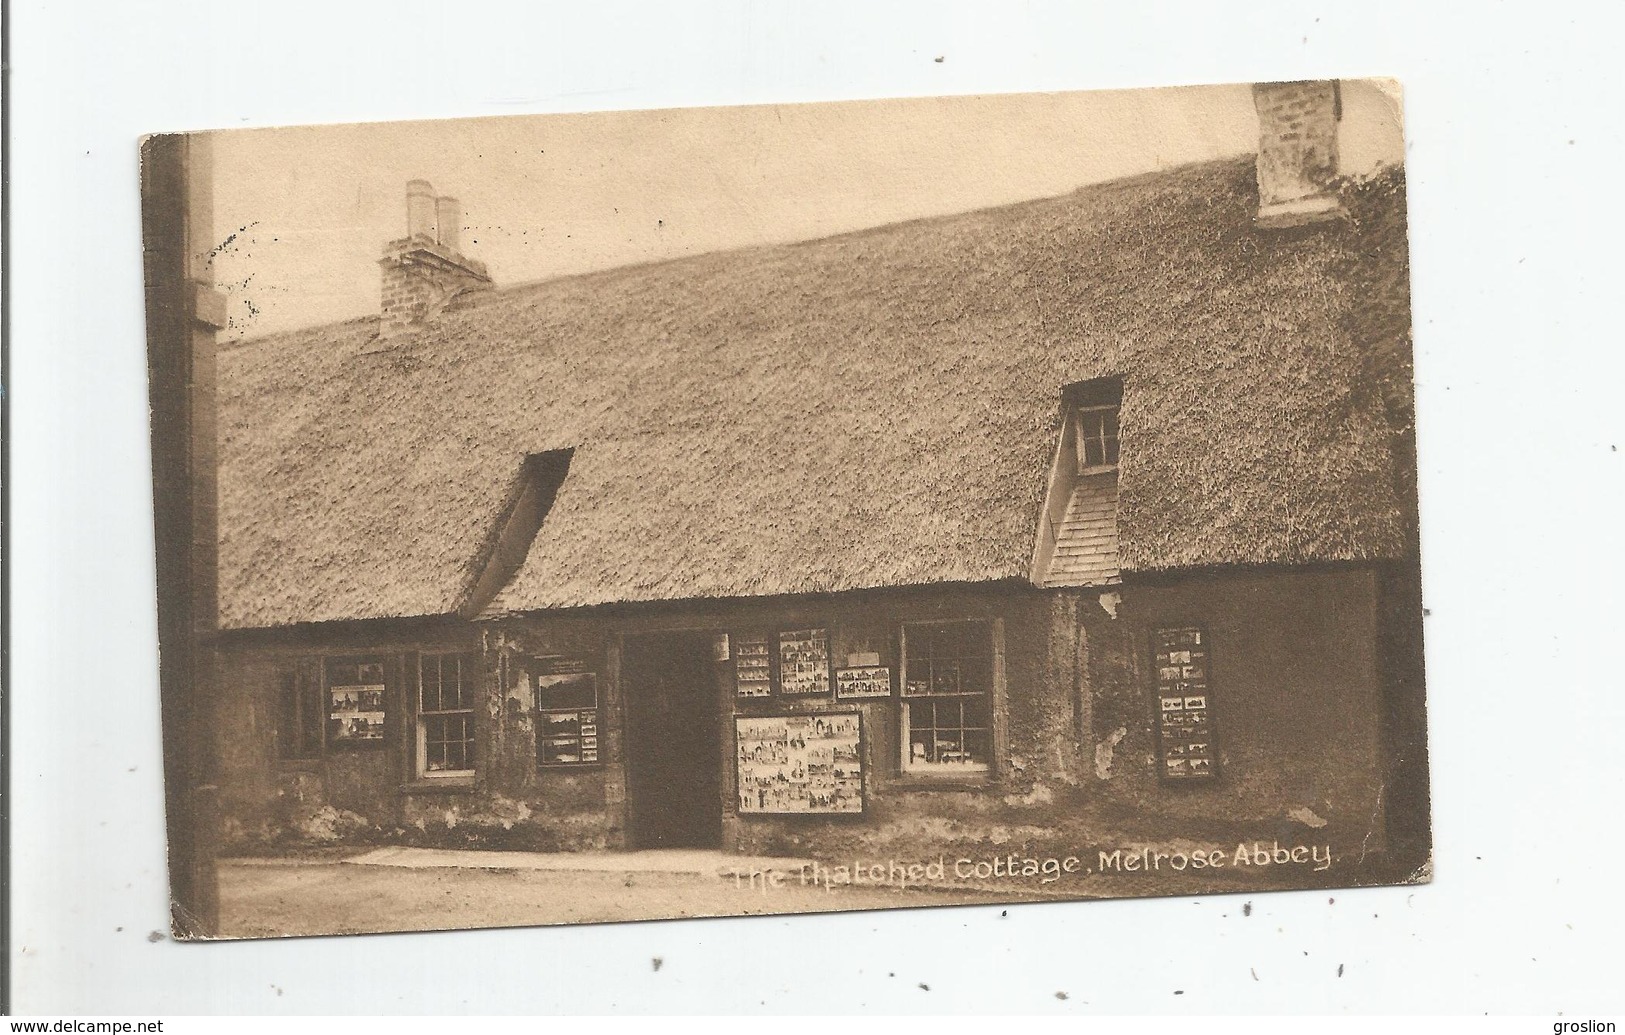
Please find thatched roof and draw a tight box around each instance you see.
[216,156,1414,630]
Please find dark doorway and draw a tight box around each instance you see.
[622,632,724,849]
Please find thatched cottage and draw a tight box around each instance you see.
[211,82,1428,877]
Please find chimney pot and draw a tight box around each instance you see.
[379,180,493,337]
[406,179,436,240]
[435,196,461,251]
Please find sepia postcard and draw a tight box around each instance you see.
[141,79,1430,940]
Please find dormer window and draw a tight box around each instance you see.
[1075,405,1120,472]
[1031,377,1124,589]
[1070,378,1123,475]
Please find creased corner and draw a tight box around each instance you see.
[1402,853,1434,886]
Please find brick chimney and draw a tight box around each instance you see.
[378,179,492,336]
[1252,80,1345,229]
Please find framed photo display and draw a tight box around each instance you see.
[532,657,601,766]
[326,657,386,744]
[735,712,864,814]
[1153,627,1216,781]
[776,628,831,696]
[834,665,892,699]
[734,632,773,698]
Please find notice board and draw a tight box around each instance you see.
[735,712,864,814]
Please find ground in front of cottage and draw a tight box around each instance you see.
[215,847,1031,938]
[215,844,1382,939]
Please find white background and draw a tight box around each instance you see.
[9,0,1625,1016]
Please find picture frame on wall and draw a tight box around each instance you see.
[734,711,865,815]
[776,628,831,697]
[834,665,892,700]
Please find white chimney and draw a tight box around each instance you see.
[406,179,437,241]
[434,196,461,251]
[1252,80,1345,229]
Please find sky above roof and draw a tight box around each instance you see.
[206,80,1403,340]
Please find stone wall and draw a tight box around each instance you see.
[1089,567,1388,851]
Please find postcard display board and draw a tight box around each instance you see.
[835,666,891,699]
[734,634,773,698]
[534,657,600,766]
[736,712,864,814]
[1154,627,1216,780]
[777,628,831,696]
[327,658,386,743]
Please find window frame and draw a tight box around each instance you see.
[1073,402,1121,474]
[415,651,477,779]
[897,618,999,778]
[276,657,325,762]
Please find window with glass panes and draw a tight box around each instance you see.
[417,653,475,776]
[1075,405,1120,471]
[900,620,993,773]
